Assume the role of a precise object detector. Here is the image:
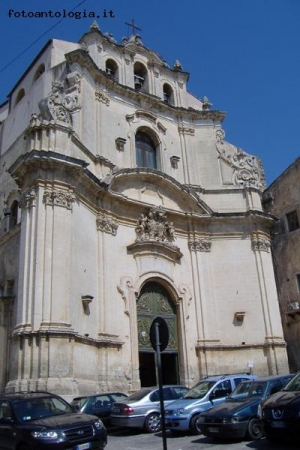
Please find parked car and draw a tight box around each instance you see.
[197,374,293,441]
[165,373,256,434]
[110,385,188,432]
[71,392,128,425]
[260,371,300,443]
[0,391,107,449]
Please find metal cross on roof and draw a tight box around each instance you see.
[125,19,142,35]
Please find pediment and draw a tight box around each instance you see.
[106,168,212,215]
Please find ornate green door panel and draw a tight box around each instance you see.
[137,282,177,351]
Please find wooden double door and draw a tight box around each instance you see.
[137,282,179,387]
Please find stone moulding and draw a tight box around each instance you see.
[188,238,212,252]
[128,240,183,261]
[11,329,124,349]
[195,341,286,351]
[96,213,118,235]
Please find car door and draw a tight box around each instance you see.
[91,395,111,420]
[0,401,16,449]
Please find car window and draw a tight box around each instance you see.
[162,388,174,400]
[172,387,188,399]
[0,401,13,420]
[283,373,300,391]
[213,380,232,396]
[149,388,173,402]
[149,390,158,402]
[233,377,250,388]
[268,381,283,396]
[95,396,111,408]
[71,397,87,408]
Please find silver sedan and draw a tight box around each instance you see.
[111,385,188,433]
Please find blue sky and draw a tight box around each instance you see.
[0,0,299,185]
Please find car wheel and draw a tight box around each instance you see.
[246,418,263,440]
[144,412,161,433]
[190,414,202,435]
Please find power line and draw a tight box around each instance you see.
[0,0,86,74]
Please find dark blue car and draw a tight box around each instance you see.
[197,374,293,441]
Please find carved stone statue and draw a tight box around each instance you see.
[135,206,176,243]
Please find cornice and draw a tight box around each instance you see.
[11,329,124,349]
[106,167,213,215]
[128,240,183,261]
[0,223,20,245]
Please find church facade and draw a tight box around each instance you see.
[0,23,288,396]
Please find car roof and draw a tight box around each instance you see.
[0,391,57,401]
[239,374,292,383]
[72,392,127,400]
[202,373,254,382]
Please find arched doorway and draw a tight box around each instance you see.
[137,281,179,387]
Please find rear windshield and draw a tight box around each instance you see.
[126,388,152,401]
[71,397,88,408]
[183,381,216,399]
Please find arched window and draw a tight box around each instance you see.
[105,59,118,81]
[163,83,174,105]
[10,201,19,228]
[15,89,25,105]
[33,64,45,82]
[134,62,148,92]
[136,131,157,169]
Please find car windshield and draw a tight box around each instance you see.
[14,396,74,422]
[183,381,216,399]
[229,381,267,400]
[283,373,300,391]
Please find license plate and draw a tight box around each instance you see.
[76,444,91,450]
[208,426,219,433]
[113,408,120,413]
[270,421,286,428]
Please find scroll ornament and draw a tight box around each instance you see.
[96,213,118,236]
[39,74,82,125]
[216,129,265,189]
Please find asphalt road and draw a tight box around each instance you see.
[106,427,299,450]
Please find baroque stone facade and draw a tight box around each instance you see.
[0,23,288,397]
